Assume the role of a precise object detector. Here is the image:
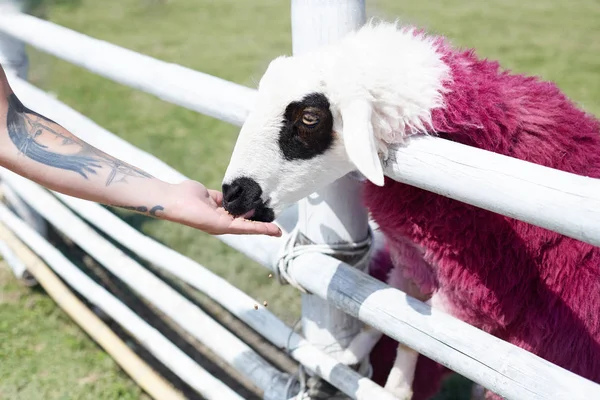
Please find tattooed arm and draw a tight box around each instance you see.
[0,65,281,236]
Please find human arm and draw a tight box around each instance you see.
[0,65,282,236]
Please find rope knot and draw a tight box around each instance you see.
[274,225,374,293]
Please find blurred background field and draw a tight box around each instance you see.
[1,0,599,398]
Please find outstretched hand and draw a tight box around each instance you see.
[168,180,282,237]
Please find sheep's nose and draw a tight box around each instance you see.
[222,177,263,216]
[222,183,243,204]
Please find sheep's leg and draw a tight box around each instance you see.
[333,324,383,366]
[383,342,420,400]
[333,324,418,399]
[470,383,486,400]
[383,294,444,399]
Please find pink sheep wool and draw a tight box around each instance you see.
[363,36,600,399]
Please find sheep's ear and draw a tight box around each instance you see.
[339,100,385,186]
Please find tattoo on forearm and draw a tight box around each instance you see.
[112,204,164,217]
[6,94,153,186]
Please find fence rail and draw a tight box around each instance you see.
[0,11,255,126]
[1,10,598,248]
[0,169,293,396]
[1,3,599,400]
[385,136,600,247]
[0,167,397,400]
[285,252,600,400]
[0,202,245,400]
[0,222,188,400]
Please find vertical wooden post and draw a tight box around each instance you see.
[291,0,371,392]
[0,1,29,79]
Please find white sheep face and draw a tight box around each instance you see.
[221,22,449,222]
[221,55,357,221]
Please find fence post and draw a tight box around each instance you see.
[290,0,371,395]
[0,2,48,285]
[0,2,28,80]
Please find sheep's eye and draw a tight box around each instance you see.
[301,112,319,126]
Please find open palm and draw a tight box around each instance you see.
[171,180,282,237]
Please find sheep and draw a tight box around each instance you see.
[221,19,600,400]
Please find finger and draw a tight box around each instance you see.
[215,206,230,216]
[209,190,224,207]
[225,218,283,237]
[211,207,282,236]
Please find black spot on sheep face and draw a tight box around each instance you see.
[278,92,335,161]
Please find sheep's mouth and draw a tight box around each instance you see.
[227,198,275,223]
[241,209,256,219]
[246,199,275,223]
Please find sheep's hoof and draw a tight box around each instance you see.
[333,349,362,366]
[384,383,413,400]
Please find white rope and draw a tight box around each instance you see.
[274,226,375,399]
[286,365,310,400]
[282,362,374,400]
[275,225,373,293]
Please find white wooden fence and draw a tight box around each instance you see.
[1,1,600,400]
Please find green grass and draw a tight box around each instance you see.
[1,0,599,398]
[0,263,150,400]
